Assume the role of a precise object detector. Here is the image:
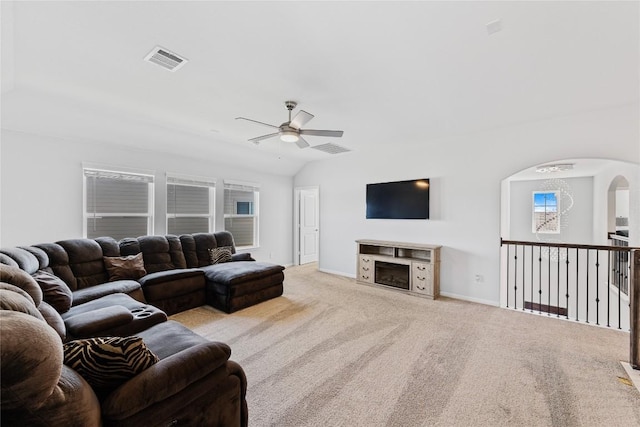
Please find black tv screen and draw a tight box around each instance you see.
[366,179,430,219]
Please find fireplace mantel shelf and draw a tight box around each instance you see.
[356,239,441,299]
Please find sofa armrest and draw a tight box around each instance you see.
[138,268,203,287]
[231,253,254,262]
[65,305,133,337]
[101,341,231,419]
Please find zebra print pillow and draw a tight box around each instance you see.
[208,246,233,265]
[63,336,159,390]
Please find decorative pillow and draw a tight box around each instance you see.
[103,253,147,282]
[63,336,159,390]
[209,246,233,265]
[32,270,73,313]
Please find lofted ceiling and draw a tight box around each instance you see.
[1,1,638,176]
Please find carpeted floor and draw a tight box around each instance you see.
[170,263,640,427]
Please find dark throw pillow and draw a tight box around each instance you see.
[103,253,147,282]
[63,336,159,390]
[209,246,233,265]
[32,270,73,313]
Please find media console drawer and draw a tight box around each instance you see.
[358,255,374,283]
[356,240,441,299]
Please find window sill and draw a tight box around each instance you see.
[236,246,259,252]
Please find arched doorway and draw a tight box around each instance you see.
[499,158,639,329]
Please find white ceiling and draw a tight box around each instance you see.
[1,1,638,176]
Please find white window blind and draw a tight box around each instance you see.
[167,174,216,235]
[224,180,259,247]
[84,168,154,240]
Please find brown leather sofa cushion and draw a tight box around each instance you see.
[33,270,73,313]
[103,254,147,282]
[121,236,187,273]
[65,306,134,337]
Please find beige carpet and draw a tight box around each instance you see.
[170,263,640,427]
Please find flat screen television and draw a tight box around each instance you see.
[366,179,430,219]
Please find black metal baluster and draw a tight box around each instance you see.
[523,245,527,311]
[618,249,622,329]
[576,247,579,322]
[556,246,560,318]
[506,244,510,308]
[529,245,533,312]
[585,250,589,323]
[538,246,542,314]
[607,250,611,327]
[548,247,551,316]
[566,248,570,320]
[595,250,600,326]
[513,245,518,310]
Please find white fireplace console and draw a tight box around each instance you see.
[356,239,441,299]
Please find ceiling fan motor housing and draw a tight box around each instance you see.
[285,100,297,111]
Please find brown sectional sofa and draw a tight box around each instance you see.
[0,231,285,426]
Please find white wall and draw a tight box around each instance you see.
[509,177,594,244]
[0,129,294,265]
[294,104,640,306]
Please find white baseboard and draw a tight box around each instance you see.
[313,267,499,307]
[440,291,500,307]
[317,268,356,279]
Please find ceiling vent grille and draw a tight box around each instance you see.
[144,46,188,72]
[311,143,351,155]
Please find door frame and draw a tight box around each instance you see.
[294,186,320,265]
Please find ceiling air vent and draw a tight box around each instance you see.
[144,46,188,72]
[311,143,351,155]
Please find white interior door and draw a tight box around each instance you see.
[299,188,319,264]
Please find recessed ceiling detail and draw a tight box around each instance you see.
[144,46,188,72]
[536,163,574,173]
[311,143,351,155]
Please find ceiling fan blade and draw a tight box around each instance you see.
[299,129,344,138]
[235,117,279,129]
[289,110,314,129]
[295,136,310,149]
[248,132,280,143]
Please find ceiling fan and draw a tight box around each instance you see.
[235,101,344,148]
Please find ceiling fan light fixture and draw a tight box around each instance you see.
[281,130,299,143]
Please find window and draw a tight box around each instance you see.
[84,168,154,240]
[167,174,215,235]
[532,191,560,234]
[224,180,259,248]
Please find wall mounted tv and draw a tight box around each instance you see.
[366,179,430,219]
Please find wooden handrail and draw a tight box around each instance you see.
[500,238,640,252]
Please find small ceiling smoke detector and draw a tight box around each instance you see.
[535,163,574,173]
[144,46,188,72]
[311,143,351,155]
[486,19,503,35]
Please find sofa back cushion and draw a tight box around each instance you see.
[0,247,41,274]
[94,236,122,257]
[36,240,108,291]
[214,231,237,254]
[179,232,238,268]
[120,235,187,273]
[180,233,218,268]
[0,265,43,306]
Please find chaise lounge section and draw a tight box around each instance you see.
[1,230,284,425]
[0,265,247,426]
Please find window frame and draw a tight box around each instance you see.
[223,180,260,249]
[532,190,561,234]
[83,167,155,239]
[166,173,216,235]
